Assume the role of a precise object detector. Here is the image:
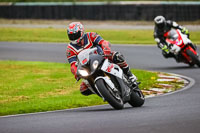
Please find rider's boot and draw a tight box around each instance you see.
[122,67,138,101]
[112,52,137,83]
[123,66,137,84]
[112,51,137,92]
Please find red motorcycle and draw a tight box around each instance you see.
[164,29,200,67]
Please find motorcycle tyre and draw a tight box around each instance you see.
[128,87,145,107]
[95,79,124,110]
[189,63,195,67]
[186,49,200,67]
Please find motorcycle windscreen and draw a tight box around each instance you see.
[77,48,97,65]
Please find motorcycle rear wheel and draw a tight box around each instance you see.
[186,49,200,67]
[128,87,145,107]
[95,79,124,110]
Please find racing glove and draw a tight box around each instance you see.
[161,45,170,54]
[181,27,189,35]
[101,41,111,56]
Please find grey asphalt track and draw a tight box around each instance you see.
[0,42,200,133]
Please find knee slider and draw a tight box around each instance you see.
[80,81,93,96]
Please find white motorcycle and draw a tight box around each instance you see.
[76,47,145,110]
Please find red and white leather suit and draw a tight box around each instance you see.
[67,32,130,95]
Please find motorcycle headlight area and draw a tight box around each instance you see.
[78,69,89,77]
[92,60,99,70]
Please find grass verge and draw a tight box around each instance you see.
[0,27,200,44]
[1,19,200,25]
[0,60,160,116]
[0,0,199,3]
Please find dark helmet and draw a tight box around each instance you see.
[67,22,84,44]
[154,16,166,29]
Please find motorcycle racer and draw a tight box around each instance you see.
[153,15,196,60]
[66,22,137,96]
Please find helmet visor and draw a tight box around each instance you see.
[68,31,81,41]
[157,23,165,29]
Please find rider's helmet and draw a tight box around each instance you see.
[154,16,166,30]
[67,22,84,45]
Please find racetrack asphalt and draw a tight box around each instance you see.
[0,42,200,133]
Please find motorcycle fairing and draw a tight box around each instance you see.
[165,29,191,49]
[170,44,181,55]
[182,46,198,63]
[94,76,130,102]
[178,30,191,45]
[95,76,118,93]
[165,29,193,55]
[101,59,123,79]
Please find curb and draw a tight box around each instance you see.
[143,72,195,98]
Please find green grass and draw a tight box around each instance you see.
[0,0,199,2]
[0,60,158,116]
[0,27,200,44]
[0,27,68,43]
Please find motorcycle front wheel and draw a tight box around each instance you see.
[95,78,124,110]
[128,86,145,107]
[186,49,200,67]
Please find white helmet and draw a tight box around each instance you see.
[154,16,166,29]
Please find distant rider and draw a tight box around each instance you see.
[66,22,137,96]
[153,15,196,60]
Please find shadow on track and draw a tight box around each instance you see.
[67,106,146,113]
[84,107,135,112]
[150,65,199,71]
